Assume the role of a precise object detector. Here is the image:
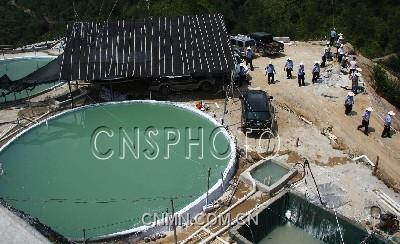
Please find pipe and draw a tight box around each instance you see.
[181,179,257,244]
[352,155,374,167]
[0,111,51,142]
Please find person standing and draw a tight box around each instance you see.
[337,44,345,63]
[284,57,294,79]
[381,111,395,138]
[344,92,355,115]
[245,47,254,71]
[330,28,337,46]
[357,107,373,136]
[349,57,357,74]
[322,42,331,67]
[298,62,305,87]
[351,72,361,95]
[312,61,320,83]
[265,61,276,84]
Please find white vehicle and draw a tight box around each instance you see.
[230,35,256,57]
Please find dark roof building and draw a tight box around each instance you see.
[60,14,234,81]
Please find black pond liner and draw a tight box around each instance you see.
[231,192,388,244]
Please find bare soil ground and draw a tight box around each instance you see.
[246,42,400,192]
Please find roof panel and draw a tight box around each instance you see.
[61,14,234,81]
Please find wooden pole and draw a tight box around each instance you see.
[82,228,86,243]
[68,80,74,108]
[220,172,225,193]
[373,156,380,176]
[171,199,178,244]
[109,81,114,101]
[206,167,211,205]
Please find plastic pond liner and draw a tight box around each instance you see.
[0,56,62,103]
[0,101,236,240]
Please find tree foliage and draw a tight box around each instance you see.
[1,0,399,58]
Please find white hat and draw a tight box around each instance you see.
[366,107,374,112]
[300,62,304,66]
[345,57,349,60]
[314,61,320,64]
[247,46,251,50]
[355,72,361,77]
[288,57,291,60]
[338,33,343,36]
[269,61,272,65]
[340,44,344,47]
[356,68,362,72]
[326,41,330,45]
[348,92,355,96]
[388,111,395,116]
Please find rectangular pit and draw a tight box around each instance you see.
[230,192,386,244]
[240,159,297,195]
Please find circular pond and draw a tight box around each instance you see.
[0,101,235,239]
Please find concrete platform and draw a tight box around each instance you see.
[0,205,49,244]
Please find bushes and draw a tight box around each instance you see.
[381,56,400,75]
[373,65,400,108]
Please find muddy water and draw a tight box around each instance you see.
[258,223,324,244]
[251,160,289,186]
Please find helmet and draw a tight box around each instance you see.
[388,111,395,116]
[366,107,374,112]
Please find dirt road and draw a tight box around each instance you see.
[248,41,400,191]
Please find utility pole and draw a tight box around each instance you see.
[171,199,177,244]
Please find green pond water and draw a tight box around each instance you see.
[0,102,232,239]
[0,56,62,103]
[258,223,324,244]
[251,160,289,186]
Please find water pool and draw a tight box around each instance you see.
[258,223,323,244]
[251,160,289,186]
[0,56,62,103]
[0,101,235,239]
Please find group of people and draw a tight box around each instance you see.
[353,105,396,138]
[243,34,396,139]
[263,58,321,87]
[323,28,345,67]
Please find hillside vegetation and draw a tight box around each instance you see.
[1,0,400,58]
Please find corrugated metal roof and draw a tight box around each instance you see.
[60,14,234,81]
